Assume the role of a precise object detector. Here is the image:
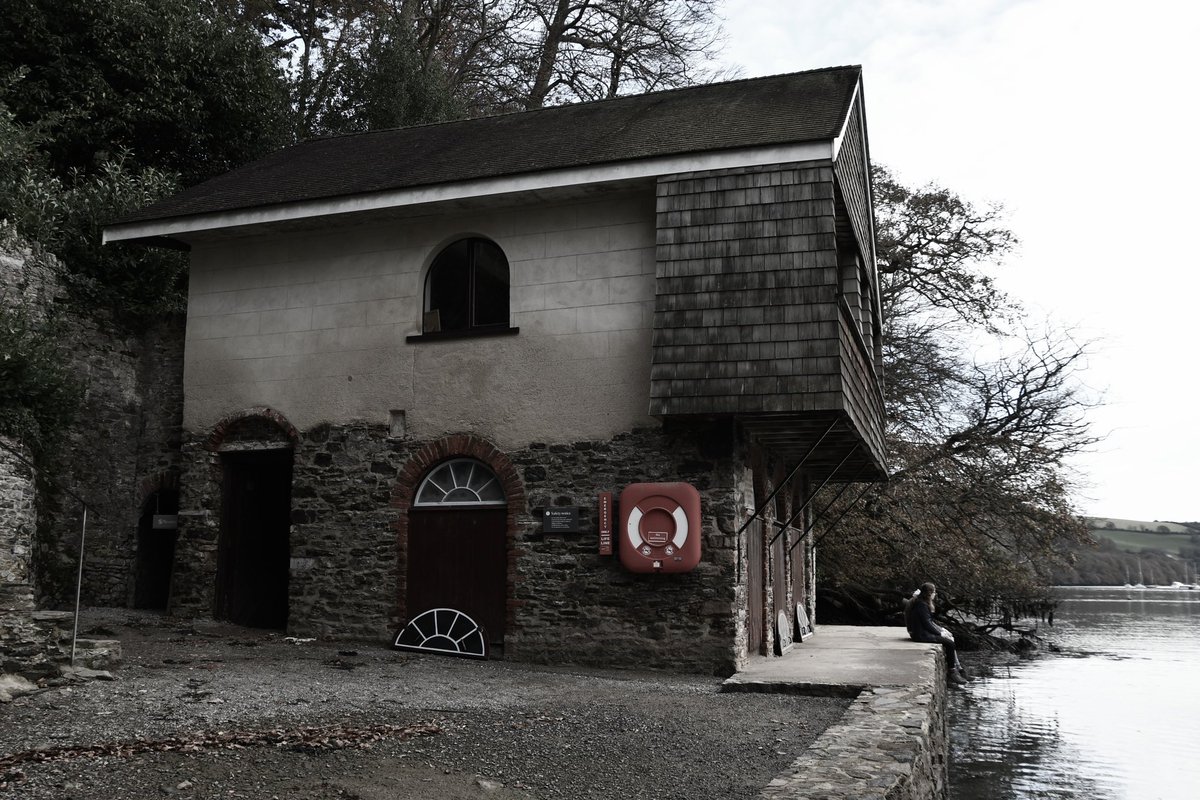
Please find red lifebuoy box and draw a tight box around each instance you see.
[617,483,701,573]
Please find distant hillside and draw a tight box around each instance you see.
[1086,517,1197,535]
[1051,516,1200,585]
[1085,517,1199,557]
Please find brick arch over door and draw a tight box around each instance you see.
[135,469,180,509]
[391,435,525,634]
[205,406,299,452]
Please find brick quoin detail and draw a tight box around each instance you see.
[204,406,299,451]
[391,435,526,632]
[135,470,180,509]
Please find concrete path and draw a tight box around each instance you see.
[722,626,938,695]
[722,626,949,800]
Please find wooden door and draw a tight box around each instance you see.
[746,517,764,655]
[215,449,292,629]
[407,507,507,646]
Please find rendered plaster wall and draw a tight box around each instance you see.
[183,191,659,448]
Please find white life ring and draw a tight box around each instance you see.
[625,498,689,551]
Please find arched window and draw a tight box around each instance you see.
[423,237,509,334]
[415,459,506,506]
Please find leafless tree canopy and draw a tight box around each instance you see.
[818,166,1098,615]
[218,0,727,135]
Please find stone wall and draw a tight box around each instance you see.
[0,437,49,677]
[503,421,743,674]
[0,438,36,589]
[33,312,185,609]
[758,658,949,800]
[0,233,185,611]
[170,417,751,675]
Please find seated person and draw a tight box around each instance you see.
[905,582,968,684]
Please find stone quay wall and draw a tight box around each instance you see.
[759,662,949,800]
[171,419,749,675]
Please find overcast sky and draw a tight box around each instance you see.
[720,0,1199,523]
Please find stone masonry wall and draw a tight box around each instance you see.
[758,654,949,800]
[1,231,185,613]
[0,438,36,589]
[171,417,749,675]
[504,421,743,674]
[34,313,185,609]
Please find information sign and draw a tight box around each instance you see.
[542,507,580,533]
[152,514,178,530]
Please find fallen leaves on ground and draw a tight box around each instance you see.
[0,721,441,789]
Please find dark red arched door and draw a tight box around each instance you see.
[407,459,508,648]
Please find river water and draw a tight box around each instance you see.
[948,586,1200,800]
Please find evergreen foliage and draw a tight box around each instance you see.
[0,0,291,324]
[317,17,466,134]
[0,0,290,186]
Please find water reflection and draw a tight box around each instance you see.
[949,587,1200,800]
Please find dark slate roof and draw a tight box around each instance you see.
[115,66,861,226]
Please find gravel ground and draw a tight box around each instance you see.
[0,608,849,799]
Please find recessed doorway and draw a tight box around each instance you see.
[134,488,179,610]
[215,449,293,629]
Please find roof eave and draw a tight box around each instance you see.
[103,140,835,245]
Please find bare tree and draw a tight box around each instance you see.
[816,166,1098,629]
[227,0,726,134]
[518,0,724,109]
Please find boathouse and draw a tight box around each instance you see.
[102,66,886,674]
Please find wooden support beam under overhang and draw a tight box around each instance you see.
[738,411,887,483]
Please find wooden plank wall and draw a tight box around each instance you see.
[650,162,843,416]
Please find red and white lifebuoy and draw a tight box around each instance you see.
[617,483,702,573]
[625,499,689,553]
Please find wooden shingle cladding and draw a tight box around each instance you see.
[837,301,887,470]
[649,159,886,480]
[832,91,875,275]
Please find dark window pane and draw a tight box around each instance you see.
[472,240,509,327]
[427,240,471,331]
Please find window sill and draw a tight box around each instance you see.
[405,326,520,344]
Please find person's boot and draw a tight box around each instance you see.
[949,670,968,685]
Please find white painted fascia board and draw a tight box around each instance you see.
[102,141,833,243]
[830,78,862,162]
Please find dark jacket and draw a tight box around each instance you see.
[904,597,944,642]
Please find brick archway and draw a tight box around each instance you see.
[205,406,299,452]
[136,469,180,510]
[391,435,525,635]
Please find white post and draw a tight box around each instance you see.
[70,505,88,667]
